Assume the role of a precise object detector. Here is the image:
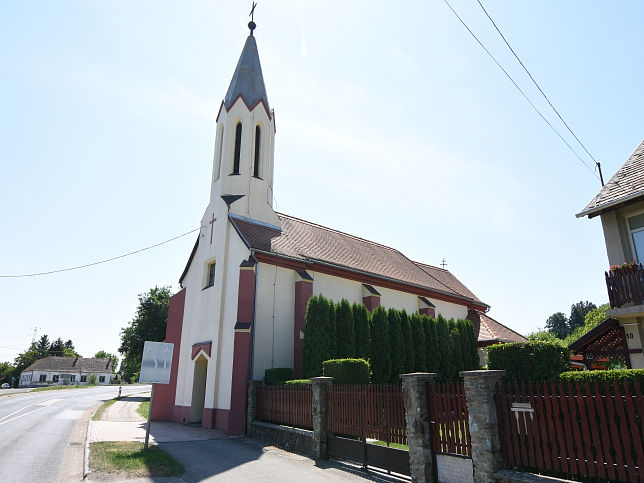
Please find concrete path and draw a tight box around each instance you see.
[88,395,406,482]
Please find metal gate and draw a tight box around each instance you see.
[326,384,410,476]
[427,382,474,483]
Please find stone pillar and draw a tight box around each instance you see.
[246,380,262,436]
[401,373,437,483]
[460,370,506,483]
[311,376,333,460]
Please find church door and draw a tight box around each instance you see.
[190,355,208,423]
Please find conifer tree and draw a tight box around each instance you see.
[335,299,355,358]
[369,306,391,384]
[352,303,371,360]
[450,325,463,379]
[424,316,439,374]
[436,315,452,381]
[327,299,337,359]
[302,296,330,378]
[410,313,427,372]
[400,310,414,374]
[464,319,480,369]
[388,309,404,383]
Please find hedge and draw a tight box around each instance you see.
[302,295,332,378]
[284,379,312,385]
[436,315,452,381]
[352,303,370,360]
[410,313,427,372]
[559,369,644,386]
[265,368,294,385]
[323,358,370,384]
[400,310,414,374]
[388,309,404,383]
[335,299,355,358]
[487,341,571,381]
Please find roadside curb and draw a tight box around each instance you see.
[84,406,99,480]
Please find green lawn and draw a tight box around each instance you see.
[137,398,150,419]
[89,442,184,477]
[92,398,117,421]
[369,440,409,450]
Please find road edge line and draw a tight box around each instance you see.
[84,407,98,480]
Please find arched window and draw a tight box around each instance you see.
[253,125,261,178]
[232,122,242,175]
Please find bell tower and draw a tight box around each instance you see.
[209,20,279,228]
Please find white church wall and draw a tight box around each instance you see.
[432,299,469,321]
[378,287,420,313]
[312,272,362,305]
[252,264,296,380]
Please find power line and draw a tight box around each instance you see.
[0,227,200,279]
[475,0,604,184]
[442,0,600,180]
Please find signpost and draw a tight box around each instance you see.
[139,341,174,449]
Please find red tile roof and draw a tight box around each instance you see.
[477,312,526,344]
[230,212,488,308]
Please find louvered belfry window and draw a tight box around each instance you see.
[253,125,261,178]
[233,122,242,174]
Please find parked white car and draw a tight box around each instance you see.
[1,383,9,389]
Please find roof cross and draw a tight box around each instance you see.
[249,2,257,21]
[440,258,447,269]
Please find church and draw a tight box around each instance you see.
[151,20,525,435]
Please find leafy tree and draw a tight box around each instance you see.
[94,351,119,373]
[64,340,80,357]
[410,313,427,372]
[335,299,355,358]
[369,307,391,384]
[388,309,404,383]
[528,329,564,344]
[400,310,414,374]
[303,296,331,378]
[0,362,16,386]
[88,373,97,385]
[563,303,609,346]
[569,301,597,332]
[50,338,65,356]
[352,303,370,360]
[36,335,50,359]
[119,286,172,382]
[14,342,38,377]
[545,312,569,339]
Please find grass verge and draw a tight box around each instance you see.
[92,398,118,421]
[137,397,150,419]
[369,440,409,450]
[90,442,184,477]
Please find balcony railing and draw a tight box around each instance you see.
[606,263,644,308]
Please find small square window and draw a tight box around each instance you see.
[39,374,46,382]
[99,376,105,383]
[70,375,76,382]
[53,375,59,382]
[205,262,216,288]
[80,375,87,383]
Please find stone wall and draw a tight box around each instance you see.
[250,421,315,458]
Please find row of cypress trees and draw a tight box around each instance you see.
[302,295,479,382]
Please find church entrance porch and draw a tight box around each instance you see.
[190,355,208,424]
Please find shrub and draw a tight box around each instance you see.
[436,315,453,381]
[370,306,391,384]
[487,341,571,381]
[335,299,355,358]
[400,310,414,374]
[265,368,294,385]
[410,313,427,372]
[388,309,404,383]
[352,303,370,360]
[284,379,312,385]
[323,358,370,384]
[88,373,97,385]
[559,369,644,386]
[303,295,332,378]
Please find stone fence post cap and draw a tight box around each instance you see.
[400,372,438,380]
[460,370,506,378]
[310,376,333,382]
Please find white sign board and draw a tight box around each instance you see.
[139,341,174,384]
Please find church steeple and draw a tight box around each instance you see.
[209,18,279,228]
[224,25,270,112]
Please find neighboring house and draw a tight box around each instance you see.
[577,139,644,369]
[468,311,527,366]
[151,21,525,435]
[19,357,113,387]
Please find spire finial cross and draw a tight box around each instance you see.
[440,258,447,269]
[249,2,257,21]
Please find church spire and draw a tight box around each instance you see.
[224,19,269,112]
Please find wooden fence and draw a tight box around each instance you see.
[256,385,313,430]
[496,380,644,482]
[427,381,471,457]
[326,384,407,445]
[606,263,644,308]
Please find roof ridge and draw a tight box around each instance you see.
[414,261,465,298]
[276,212,406,254]
[480,312,526,340]
[414,260,450,273]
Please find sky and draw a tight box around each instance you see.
[1,1,643,365]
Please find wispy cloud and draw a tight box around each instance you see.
[7,57,33,80]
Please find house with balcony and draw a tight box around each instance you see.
[577,139,644,369]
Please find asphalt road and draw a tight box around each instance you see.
[0,384,150,483]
